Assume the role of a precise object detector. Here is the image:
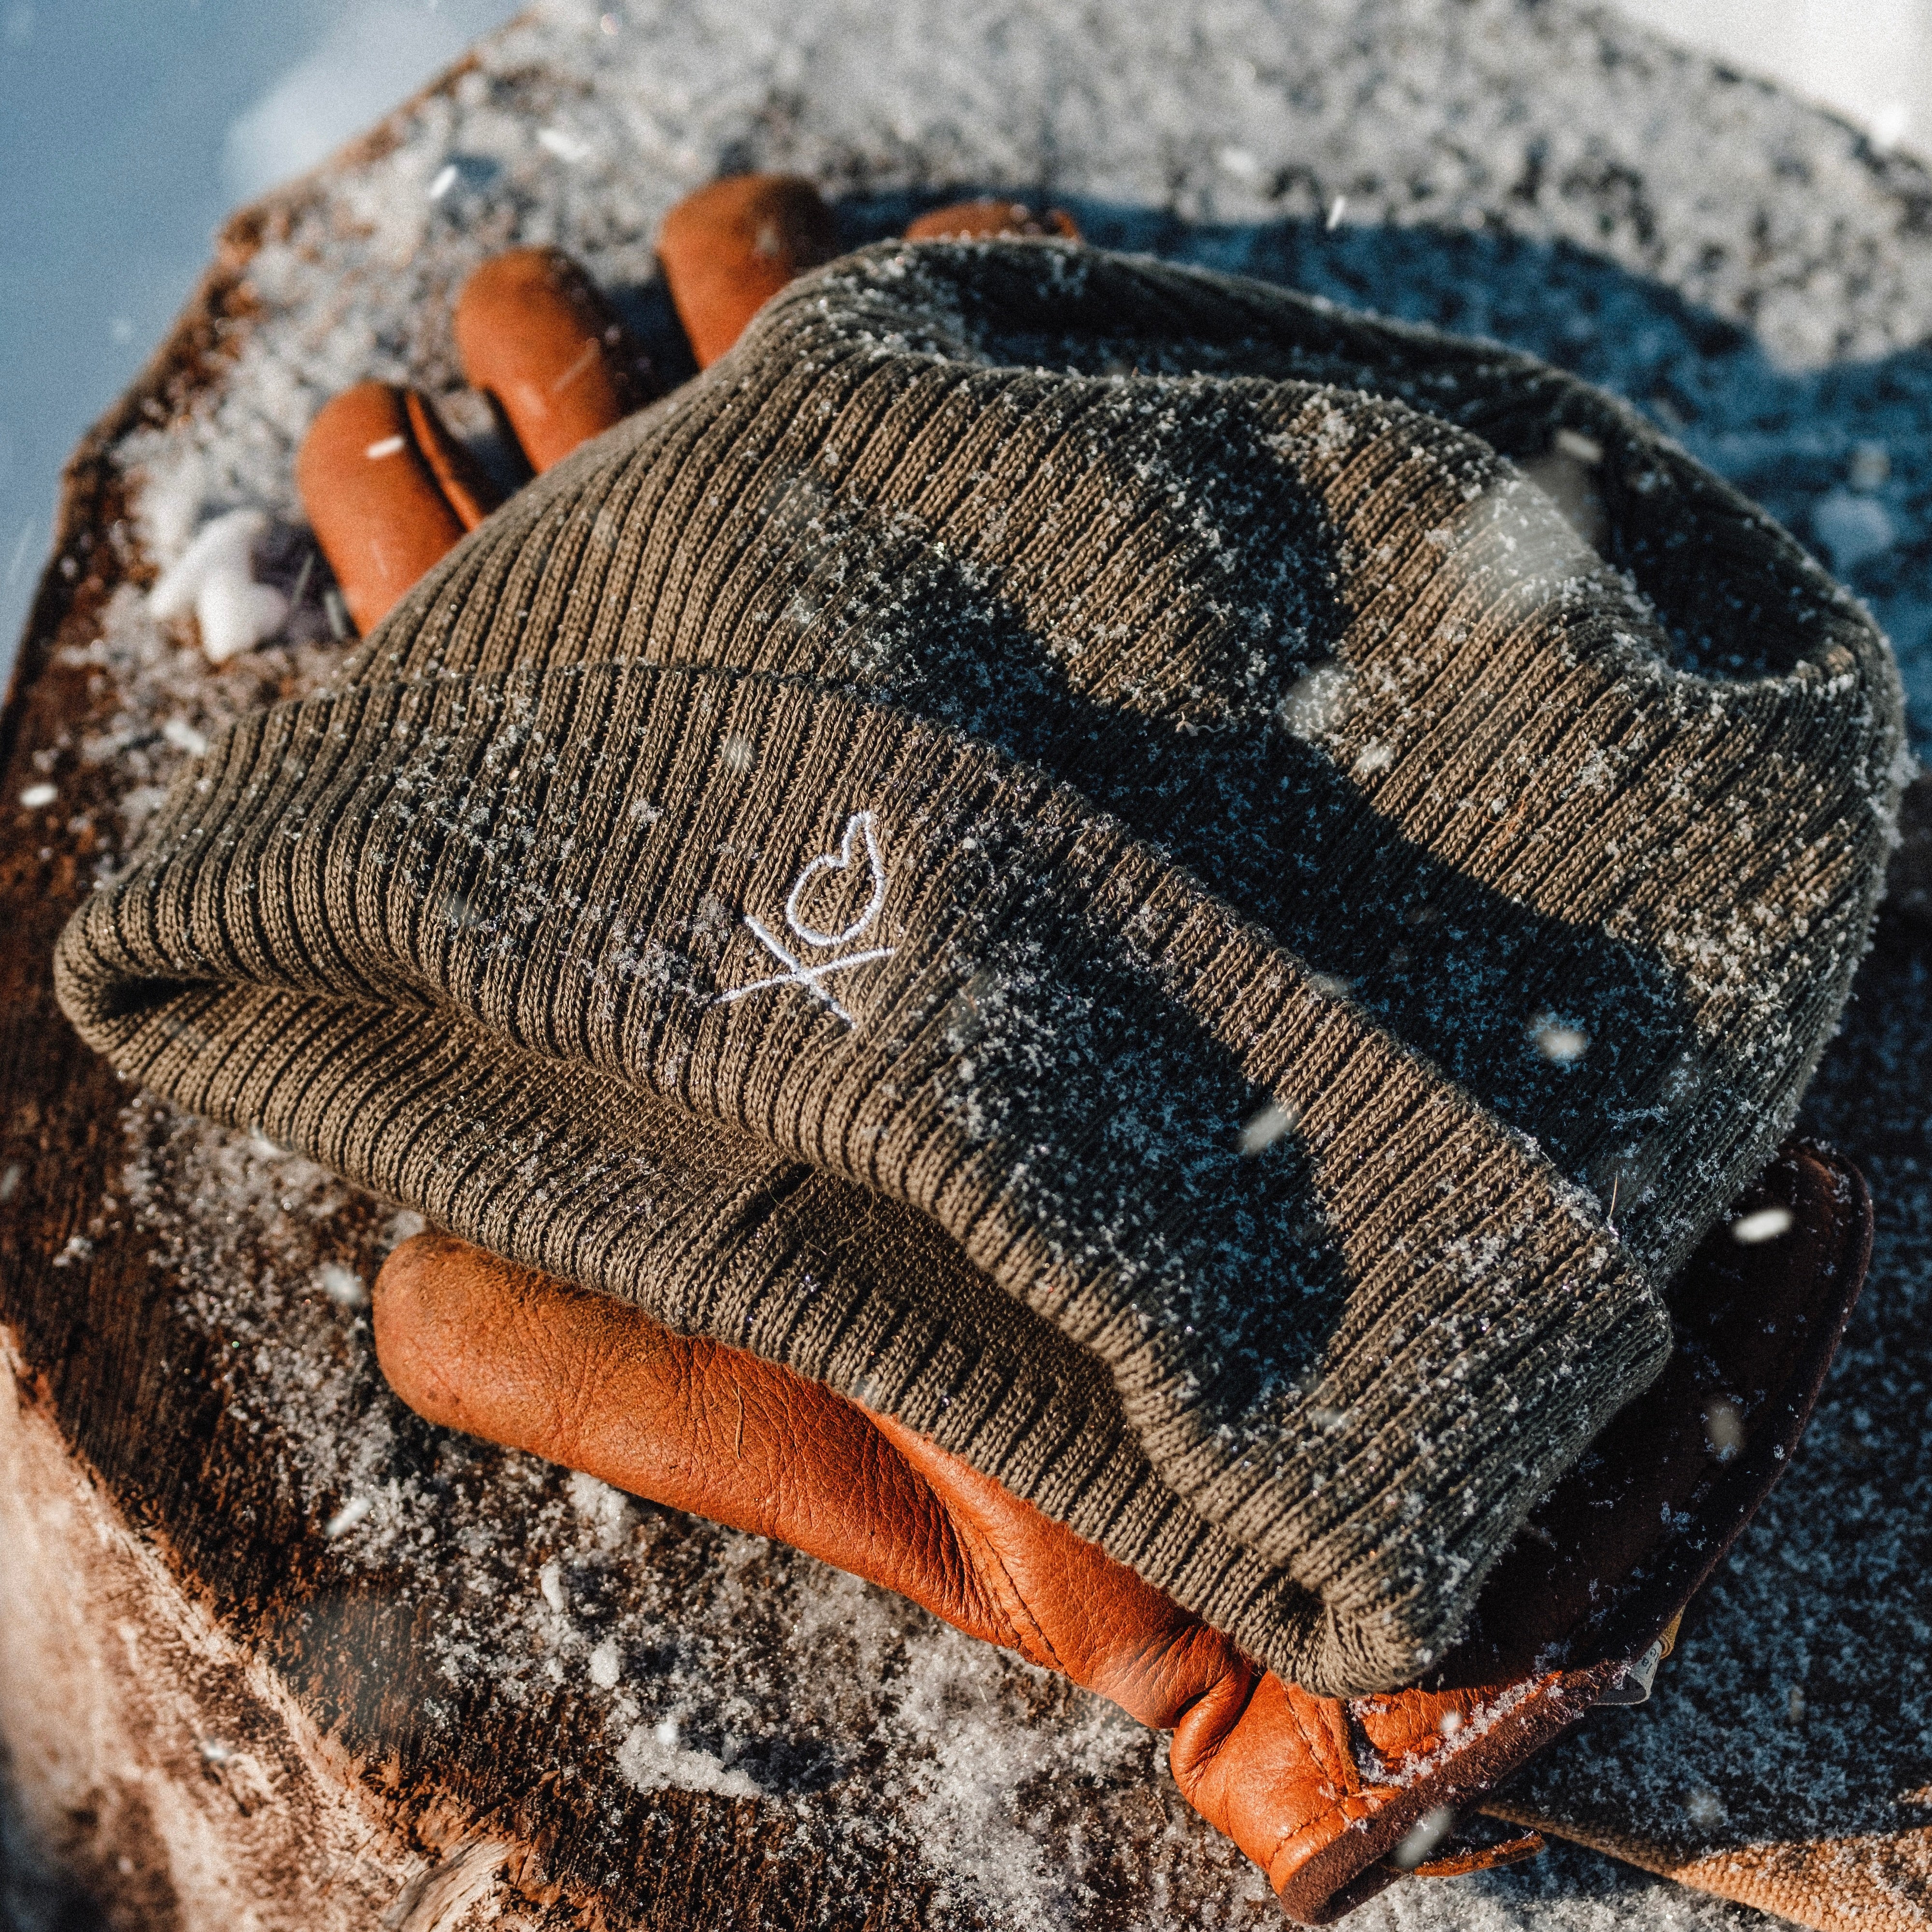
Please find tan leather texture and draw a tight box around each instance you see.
[294,381,476,633]
[452,244,646,471]
[372,1140,1868,1923]
[903,199,1081,241]
[656,173,837,366]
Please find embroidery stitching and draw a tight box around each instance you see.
[714,810,896,1025]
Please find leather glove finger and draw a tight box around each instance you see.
[454,245,653,472]
[904,199,1080,241]
[657,173,838,367]
[295,380,501,632]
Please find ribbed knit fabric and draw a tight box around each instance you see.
[56,242,1904,1695]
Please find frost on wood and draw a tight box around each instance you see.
[113,1096,1264,1929]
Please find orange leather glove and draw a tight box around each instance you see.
[298,242,652,631]
[371,1140,1868,1922]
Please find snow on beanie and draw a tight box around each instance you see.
[55,241,1904,1697]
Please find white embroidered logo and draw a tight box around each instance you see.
[714,811,895,1024]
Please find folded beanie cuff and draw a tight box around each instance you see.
[57,658,1670,1691]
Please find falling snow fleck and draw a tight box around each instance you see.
[1731,1205,1794,1245]
[1326,193,1347,230]
[324,1495,371,1539]
[1237,1098,1300,1156]
[1391,1806,1456,1869]
[1534,1018,1589,1064]
[1870,101,1911,152]
[323,586,353,642]
[19,782,56,809]
[316,1262,368,1309]
[1685,1789,1726,1830]
[538,126,595,164]
[1848,442,1890,491]
[1813,489,1894,573]
[1703,1400,1744,1461]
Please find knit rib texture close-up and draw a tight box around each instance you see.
[55,240,1904,1696]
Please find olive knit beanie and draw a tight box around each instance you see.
[55,240,1904,1696]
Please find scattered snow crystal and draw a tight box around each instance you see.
[615,1720,762,1801]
